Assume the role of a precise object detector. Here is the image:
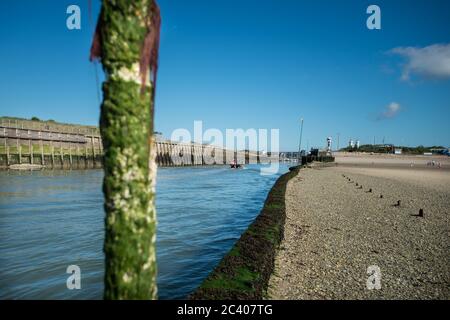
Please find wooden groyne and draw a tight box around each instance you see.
[0,117,273,169]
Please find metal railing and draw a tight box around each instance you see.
[0,118,100,136]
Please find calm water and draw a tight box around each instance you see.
[0,164,288,299]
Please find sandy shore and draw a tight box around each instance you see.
[268,156,450,299]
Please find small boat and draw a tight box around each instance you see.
[230,147,243,168]
[230,159,242,169]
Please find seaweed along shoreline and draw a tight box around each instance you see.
[190,166,300,299]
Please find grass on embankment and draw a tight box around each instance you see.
[190,167,300,300]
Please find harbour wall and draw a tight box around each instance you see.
[0,118,273,169]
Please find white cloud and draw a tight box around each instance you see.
[390,43,450,81]
[378,102,401,120]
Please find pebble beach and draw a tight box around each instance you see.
[268,154,450,299]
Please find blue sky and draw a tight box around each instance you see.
[0,0,449,150]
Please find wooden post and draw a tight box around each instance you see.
[85,143,88,168]
[163,143,167,166]
[40,140,45,165]
[60,143,64,166]
[170,143,174,166]
[29,140,33,165]
[76,144,80,168]
[173,143,177,166]
[168,143,172,166]
[17,139,22,164]
[91,136,96,165]
[162,143,166,166]
[96,137,101,162]
[94,0,160,300]
[99,138,103,155]
[69,144,73,167]
[202,145,205,165]
[163,143,166,166]
[155,142,159,166]
[50,141,55,169]
[167,143,172,166]
[96,137,100,166]
[5,137,9,166]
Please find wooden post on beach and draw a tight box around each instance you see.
[91,0,161,300]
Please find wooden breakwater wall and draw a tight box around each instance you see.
[0,118,273,169]
[153,142,269,167]
[0,118,103,169]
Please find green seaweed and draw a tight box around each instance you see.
[202,267,260,292]
[228,246,241,257]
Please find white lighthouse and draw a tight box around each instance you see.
[326,137,332,153]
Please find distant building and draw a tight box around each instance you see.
[349,139,355,148]
[356,140,360,149]
[394,148,402,155]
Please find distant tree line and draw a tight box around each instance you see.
[30,117,56,123]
